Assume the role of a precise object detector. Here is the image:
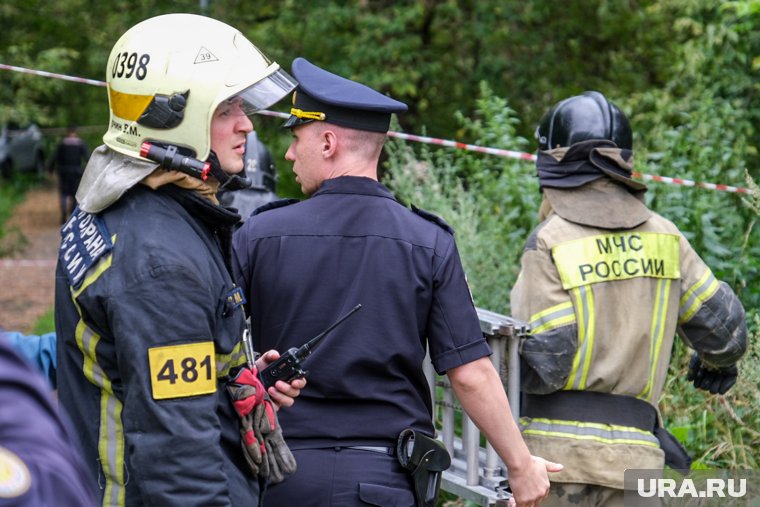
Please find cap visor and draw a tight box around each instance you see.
[281,115,313,129]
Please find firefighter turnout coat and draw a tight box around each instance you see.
[54,149,254,506]
[511,179,747,489]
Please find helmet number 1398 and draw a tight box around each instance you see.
[111,52,150,80]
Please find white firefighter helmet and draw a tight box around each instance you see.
[103,13,296,161]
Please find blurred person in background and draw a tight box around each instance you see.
[218,130,280,227]
[48,125,89,224]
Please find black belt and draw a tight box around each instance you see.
[521,390,656,431]
[522,390,692,472]
[342,445,396,456]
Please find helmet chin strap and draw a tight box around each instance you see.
[207,150,252,191]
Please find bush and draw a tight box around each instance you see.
[383,82,539,314]
[0,173,39,256]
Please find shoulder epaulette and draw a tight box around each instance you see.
[59,208,113,289]
[251,198,300,217]
[411,204,454,235]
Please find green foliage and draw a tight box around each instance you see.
[662,314,760,469]
[0,1,740,155]
[383,83,538,314]
[744,170,760,215]
[626,0,760,310]
[2,0,759,498]
[31,306,55,335]
[0,174,38,255]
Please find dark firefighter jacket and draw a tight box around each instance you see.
[55,170,254,506]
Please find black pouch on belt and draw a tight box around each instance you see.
[654,426,692,474]
[396,429,451,507]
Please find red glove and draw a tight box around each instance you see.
[227,366,296,482]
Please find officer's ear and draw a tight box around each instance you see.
[321,129,338,159]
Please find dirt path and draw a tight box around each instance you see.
[0,177,61,333]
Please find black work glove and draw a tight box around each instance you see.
[687,353,738,395]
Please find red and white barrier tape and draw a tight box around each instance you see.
[2,64,751,194]
[634,173,748,194]
[0,63,106,87]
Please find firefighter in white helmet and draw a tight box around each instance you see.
[54,13,304,506]
[512,91,747,506]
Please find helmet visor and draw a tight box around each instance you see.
[234,68,298,114]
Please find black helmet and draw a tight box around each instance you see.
[217,131,278,224]
[244,131,277,192]
[535,91,632,151]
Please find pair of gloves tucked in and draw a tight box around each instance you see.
[227,367,297,483]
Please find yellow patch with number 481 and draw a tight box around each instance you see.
[148,342,216,400]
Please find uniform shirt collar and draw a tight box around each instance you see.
[312,176,396,201]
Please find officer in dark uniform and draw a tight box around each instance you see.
[217,131,279,226]
[232,58,561,507]
[0,331,96,506]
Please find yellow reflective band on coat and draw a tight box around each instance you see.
[215,341,247,378]
[521,418,661,448]
[564,285,595,390]
[71,234,116,299]
[553,232,681,290]
[65,234,126,505]
[529,301,576,334]
[108,86,154,122]
[148,342,216,400]
[73,311,125,506]
[638,278,672,401]
[678,270,719,323]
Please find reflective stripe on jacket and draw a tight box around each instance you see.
[511,208,747,488]
[55,163,255,506]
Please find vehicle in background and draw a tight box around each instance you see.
[0,122,45,178]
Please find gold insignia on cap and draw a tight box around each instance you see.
[289,108,326,121]
[289,91,326,121]
[0,446,31,498]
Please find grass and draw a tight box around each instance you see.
[0,173,42,255]
[2,173,54,337]
[31,306,55,335]
[661,313,760,470]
